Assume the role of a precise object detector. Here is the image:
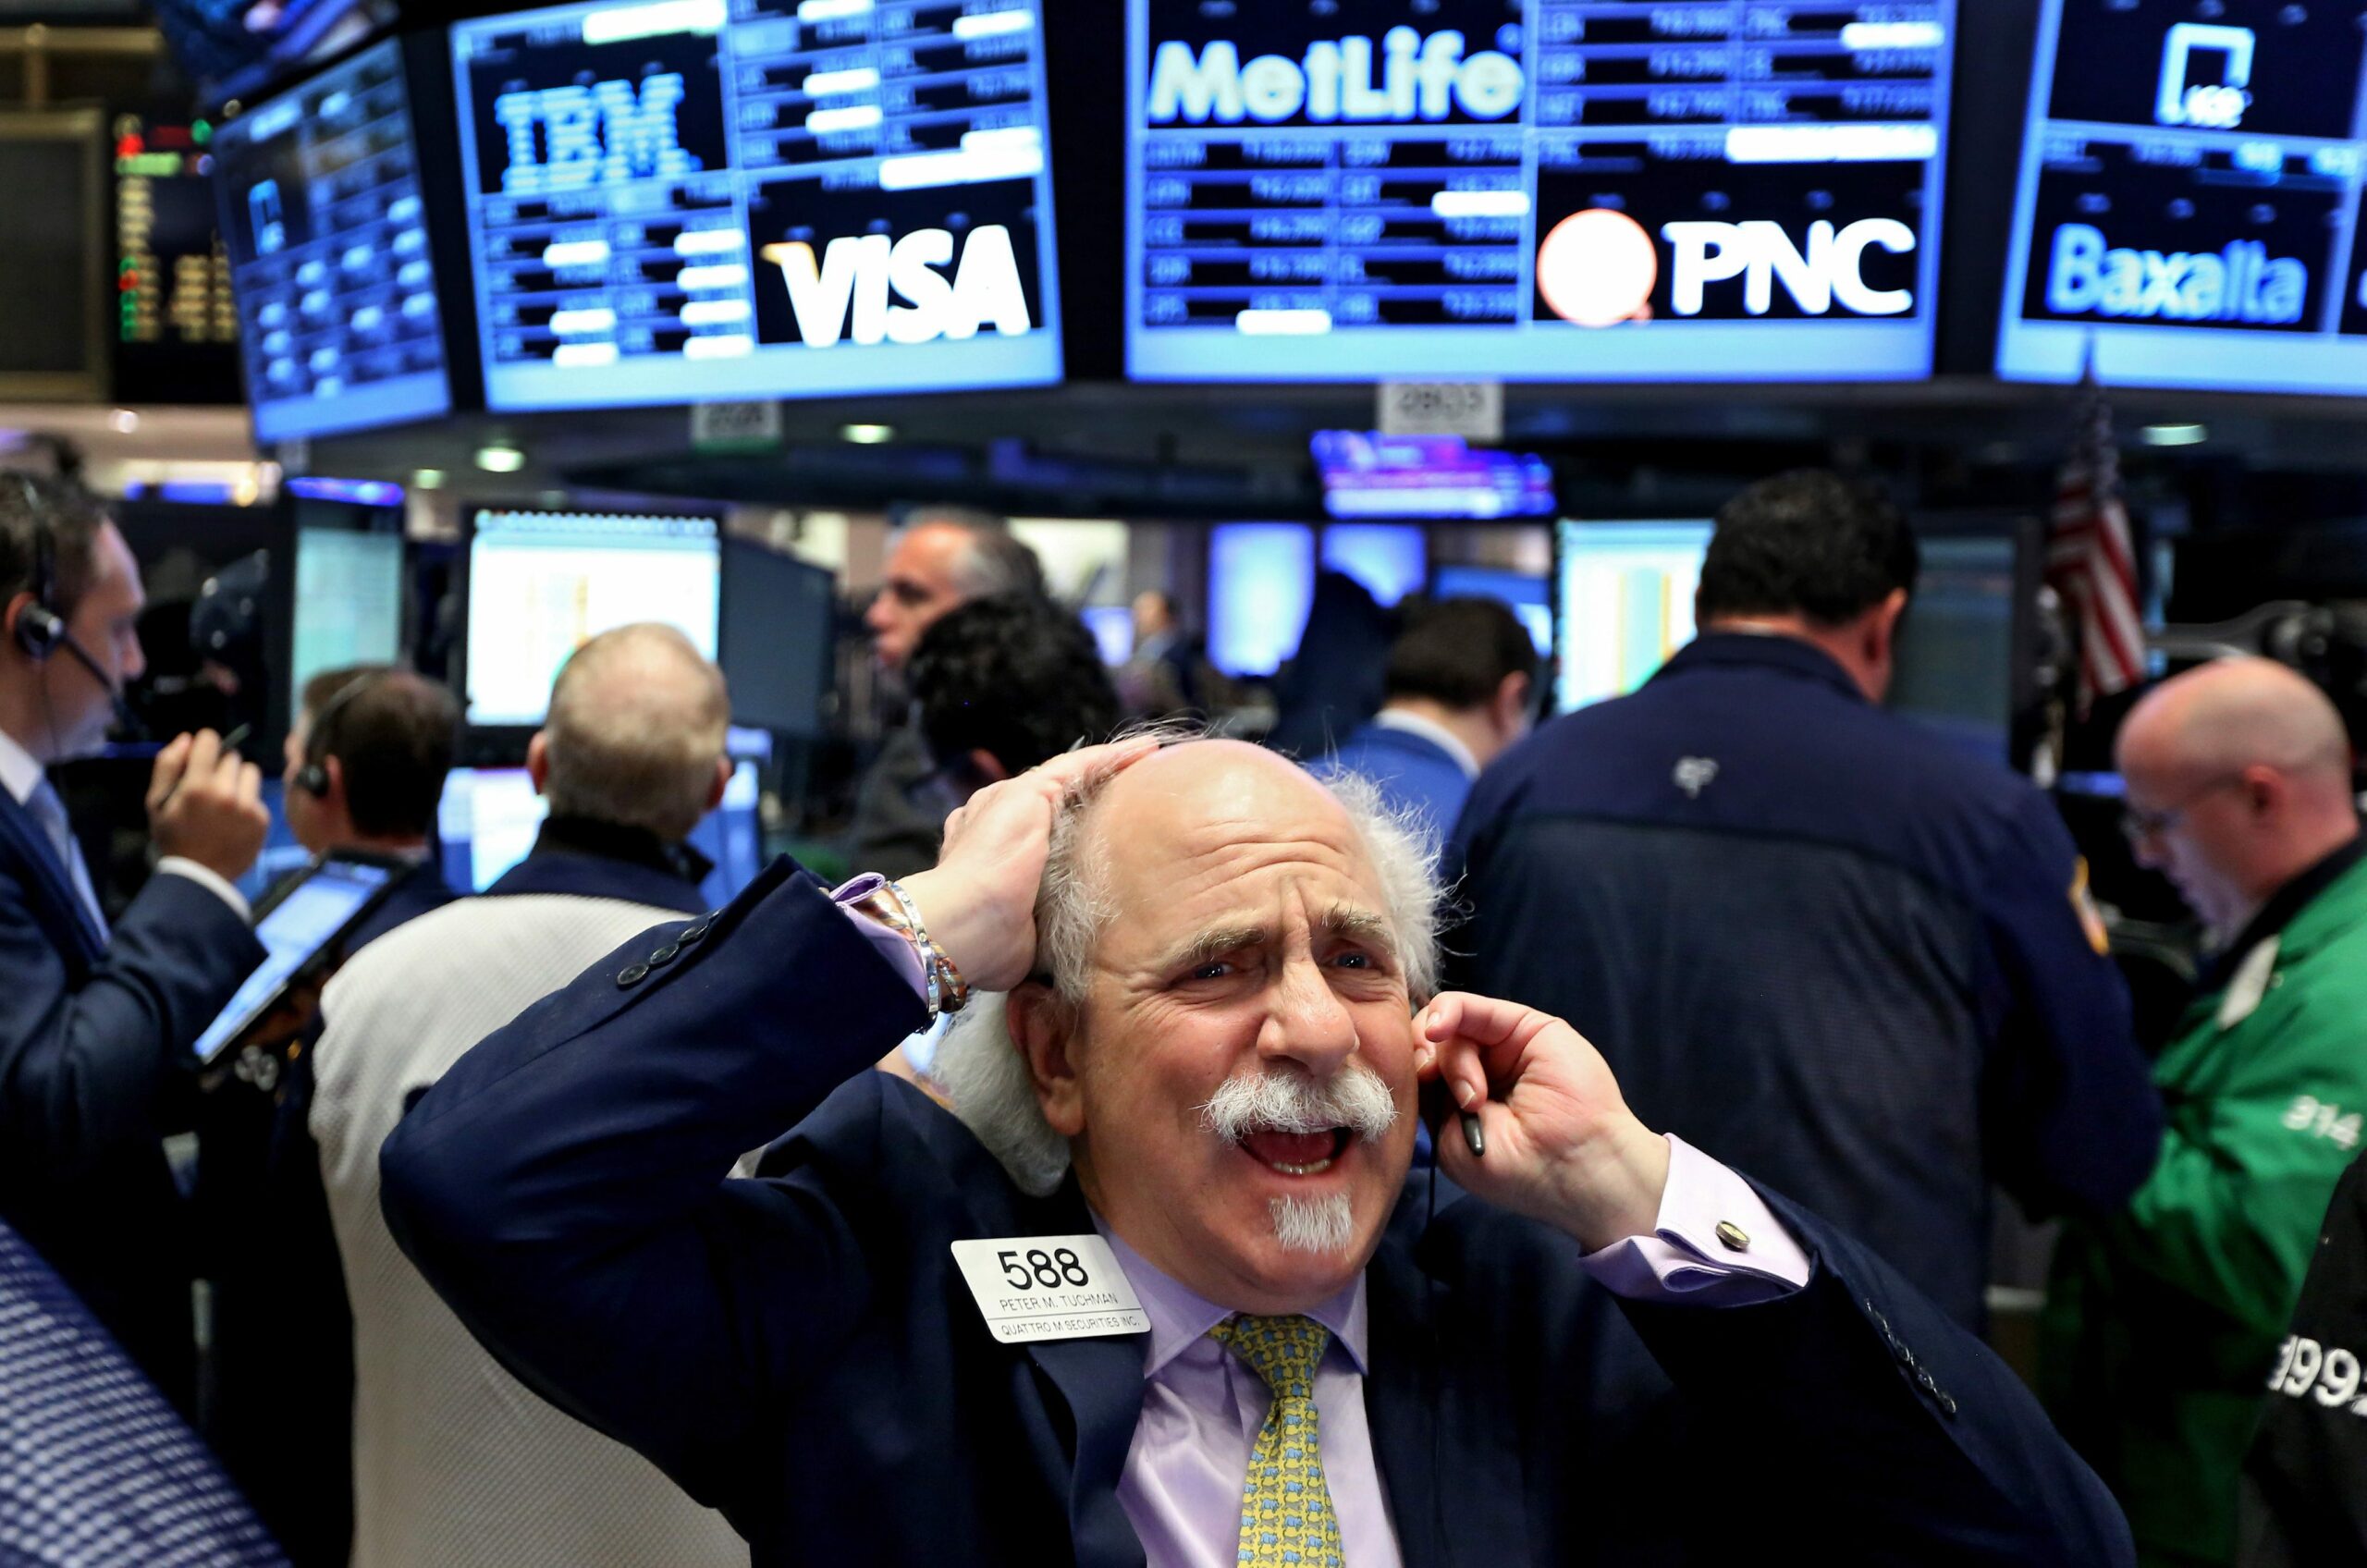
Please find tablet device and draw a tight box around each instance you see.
[190,854,399,1065]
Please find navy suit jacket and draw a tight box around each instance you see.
[0,788,264,1399]
[383,857,2134,1567]
[1313,721,1474,860]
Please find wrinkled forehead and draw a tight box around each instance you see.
[1084,742,1385,937]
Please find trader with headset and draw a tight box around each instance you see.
[0,471,268,1404]
[202,664,460,1567]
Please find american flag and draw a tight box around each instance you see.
[2048,374,2146,711]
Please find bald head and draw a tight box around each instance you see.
[1030,735,1441,1006]
[2121,657,2351,792]
[2117,658,2360,934]
[539,623,730,841]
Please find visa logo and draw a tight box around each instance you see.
[1147,28,1524,126]
[2044,223,2306,325]
[760,225,1031,348]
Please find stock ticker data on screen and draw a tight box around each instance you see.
[213,39,453,442]
[1998,0,2367,395]
[448,0,1062,411]
[1126,0,1956,383]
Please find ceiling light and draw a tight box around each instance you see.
[474,445,526,473]
[411,468,445,489]
[840,423,895,445]
[108,409,139,435]
[2141,423,2208,447]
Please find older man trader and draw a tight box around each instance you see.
[2045,657,2367,1567]
[383,736,2132,1566]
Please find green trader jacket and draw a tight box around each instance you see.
[2044,846,2367,1568]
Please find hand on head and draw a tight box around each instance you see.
[145,729,269,884]
[1417,992,1671,1252]
[900,737,1160,992]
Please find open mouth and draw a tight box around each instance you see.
[1241,1128,1352,1177]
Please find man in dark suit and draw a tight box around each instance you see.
[1314,596,1539,859]
[0,471,268,1403]
[200,663,460,1564]
[385,734,2134,1566]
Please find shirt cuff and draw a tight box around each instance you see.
[155,856,251,923]
[1579,1134,1813,1306]
[829,873,927,997]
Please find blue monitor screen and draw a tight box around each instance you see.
[448,0,1063,412]
[1126,0,1956,384]
[436,761,764,906]
[1432,563,1550,655]
[1208,522,1316,676]
[1997,0,2367,393]
[212,38,454,442]
[1320,523,1427,606]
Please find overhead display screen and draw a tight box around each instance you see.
[448,0,1063,411]
[1126,0,1956,383]
[1998,0,2367,393]
[213,39,453,442]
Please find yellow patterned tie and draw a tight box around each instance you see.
[1208,1314,1344,1568]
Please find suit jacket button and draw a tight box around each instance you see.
[649,943,681,966]
[1915,1369,1939,1394]
[618,962,650,987]
[679,923,710,945]
[1938,1392,1958,1418]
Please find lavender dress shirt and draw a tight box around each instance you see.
[829,879,1814,1566]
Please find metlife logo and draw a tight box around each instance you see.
[1141,0,1525,129]
[1532,154,1927,327]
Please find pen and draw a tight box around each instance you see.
[219,724,252,753]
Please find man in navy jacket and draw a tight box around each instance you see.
[384,736,2134,1566]
[0,472,267,1403]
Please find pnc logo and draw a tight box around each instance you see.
[1146,28,1524,126]
[2157,23,2254,130]
[760,225,1031,349]
[1536,210,1916,325]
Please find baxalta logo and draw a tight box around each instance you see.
[2157,23,2254,130]
[760,226,1032,348]
[1147,28,1523,126]
[2045,223,2306,325]
[1536,211,1916,325]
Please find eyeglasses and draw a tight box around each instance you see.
[2120,774,2247,845]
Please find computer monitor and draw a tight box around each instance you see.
[1432,564,1551,657]
[461,508,721,729]
[211,36,455,441]
[1208,523,1316,678]
[1320,524,1427,608]
[1127,1,1958,383]
[1886,519,2044,769]
[1314,432,1554,521]
[447,0,1063,412]
[719,538,834,737]
[1997,0,2367,394]
[436,760,763,907]
[1079,606,1136,667]
[291,528,404,713]
[1553,521,1713,712]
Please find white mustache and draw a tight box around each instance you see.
[1197,1064,1399,1144]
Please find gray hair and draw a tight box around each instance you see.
[542,623,730,841]
[900,508,1046,600]
[932,732,1444,1195]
